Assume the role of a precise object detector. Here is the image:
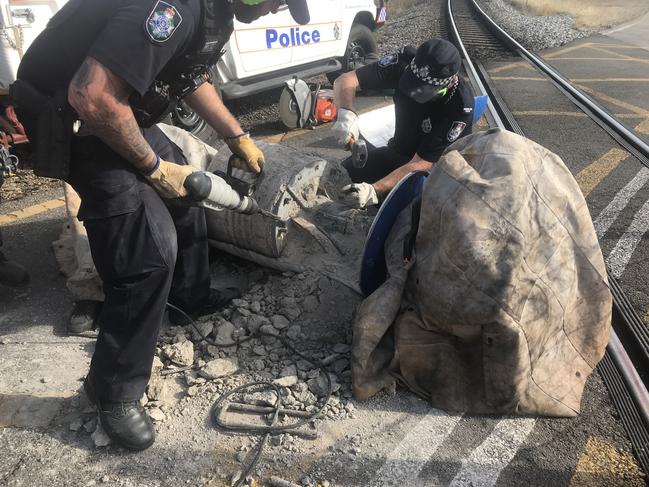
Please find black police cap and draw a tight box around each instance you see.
[398,39,461,93]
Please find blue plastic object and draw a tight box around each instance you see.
[360,171,428,297]
[473,95,489,124]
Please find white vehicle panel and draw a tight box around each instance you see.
[231,9,293,78]
[290,0,343,65]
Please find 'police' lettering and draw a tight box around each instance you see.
[266,27,321,49]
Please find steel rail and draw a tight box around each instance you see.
[468,0,649,166]
[444,0,504,128]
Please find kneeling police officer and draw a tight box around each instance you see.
[13,0,309,451]
[332,38,474,207]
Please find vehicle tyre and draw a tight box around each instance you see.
[170,83,222,145]
[170,100,219,145]
[327,23,378,85]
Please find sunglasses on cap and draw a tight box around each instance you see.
[240,0,285,5]
[405,82,452,104]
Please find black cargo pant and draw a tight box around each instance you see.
[342,143,412,184]
[68,126,210,402]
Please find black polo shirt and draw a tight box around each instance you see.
[17,0,202,98]
[356,46,475,161]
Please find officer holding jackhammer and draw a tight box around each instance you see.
[332,38,474,208]
[12,0,310,451]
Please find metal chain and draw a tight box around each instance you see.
[0,24,23,51]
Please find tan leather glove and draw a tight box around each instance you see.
[145,158,195,199]
[225,133,265,174]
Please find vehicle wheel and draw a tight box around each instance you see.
[170,100,220,145]
[327,24,378,85]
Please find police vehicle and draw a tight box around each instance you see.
[0,0,386,139]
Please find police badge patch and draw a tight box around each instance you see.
[447,121,466,142]
[146,0,182,43]
[421,118,432,134]
[378,53,398,67]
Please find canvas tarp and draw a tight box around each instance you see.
[352,128,612,416]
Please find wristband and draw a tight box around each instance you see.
[224,131,249,141]
[143,154,160,177]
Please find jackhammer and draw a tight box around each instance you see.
[183,155,284,224]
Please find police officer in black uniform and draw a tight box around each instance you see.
[13,0,310,451]
[332,38,474,208]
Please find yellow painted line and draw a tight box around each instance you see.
[490,76,546,81]
[0,197,65,225]
[511,110,642,120]
[569,436,645,487]
[545,42,594,59]
[513,110,586,117]
[635,118,649,135]
[576,149,629,198]
[590,46,648,63]
[489,61,535,74]
[574,83,649,117]
[571,78,649,82]
[492,76,649,83]
[550,57,649,63]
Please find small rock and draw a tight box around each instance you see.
[271,315,290,330]
[237,307,251,317]
[161,340,194,367]
[333,343,350,354]
[92,421,111,448]
[274,375,298,388]
[253,345,267,356]
[214,321,236,345]
[280,365,297,377]
[307,376,330,397]
[148,407,166,422]
[302,295,319,312]
[147,375,168,403]
[191,321,214,341]
[252,359,266,371]
[151,355,164,371]
[247,314,269,333]
[286,325,301,340]
[199,358,239,380]
[232,299,249,309]
[40,377,50,384]
[260,324,279,337]
[69,418,83,432]
[83,417,97,433]
[250,301,261,314]
[101,475,110,483]
[236,450,248,463]
[187,385,200,397]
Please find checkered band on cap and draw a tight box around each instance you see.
[408,59,456,86]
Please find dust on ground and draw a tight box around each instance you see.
[505,0,649,29]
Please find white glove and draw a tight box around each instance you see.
[340,183,379,209]
[331,108,360,147]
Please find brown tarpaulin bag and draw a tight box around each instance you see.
[352,129,612,416]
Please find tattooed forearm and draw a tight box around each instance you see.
[69,57,156,172]
[83,111,156,172]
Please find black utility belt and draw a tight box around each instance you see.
[9,80,74,181]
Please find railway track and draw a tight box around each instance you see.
[445,0,649,474]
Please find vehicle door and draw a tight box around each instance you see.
[226,6,293,80]
[290,0,343,66]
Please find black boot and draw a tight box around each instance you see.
[83,377,155,451]
[68,300,102,336]
[168,287,241,326]
[0,251,29,288]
